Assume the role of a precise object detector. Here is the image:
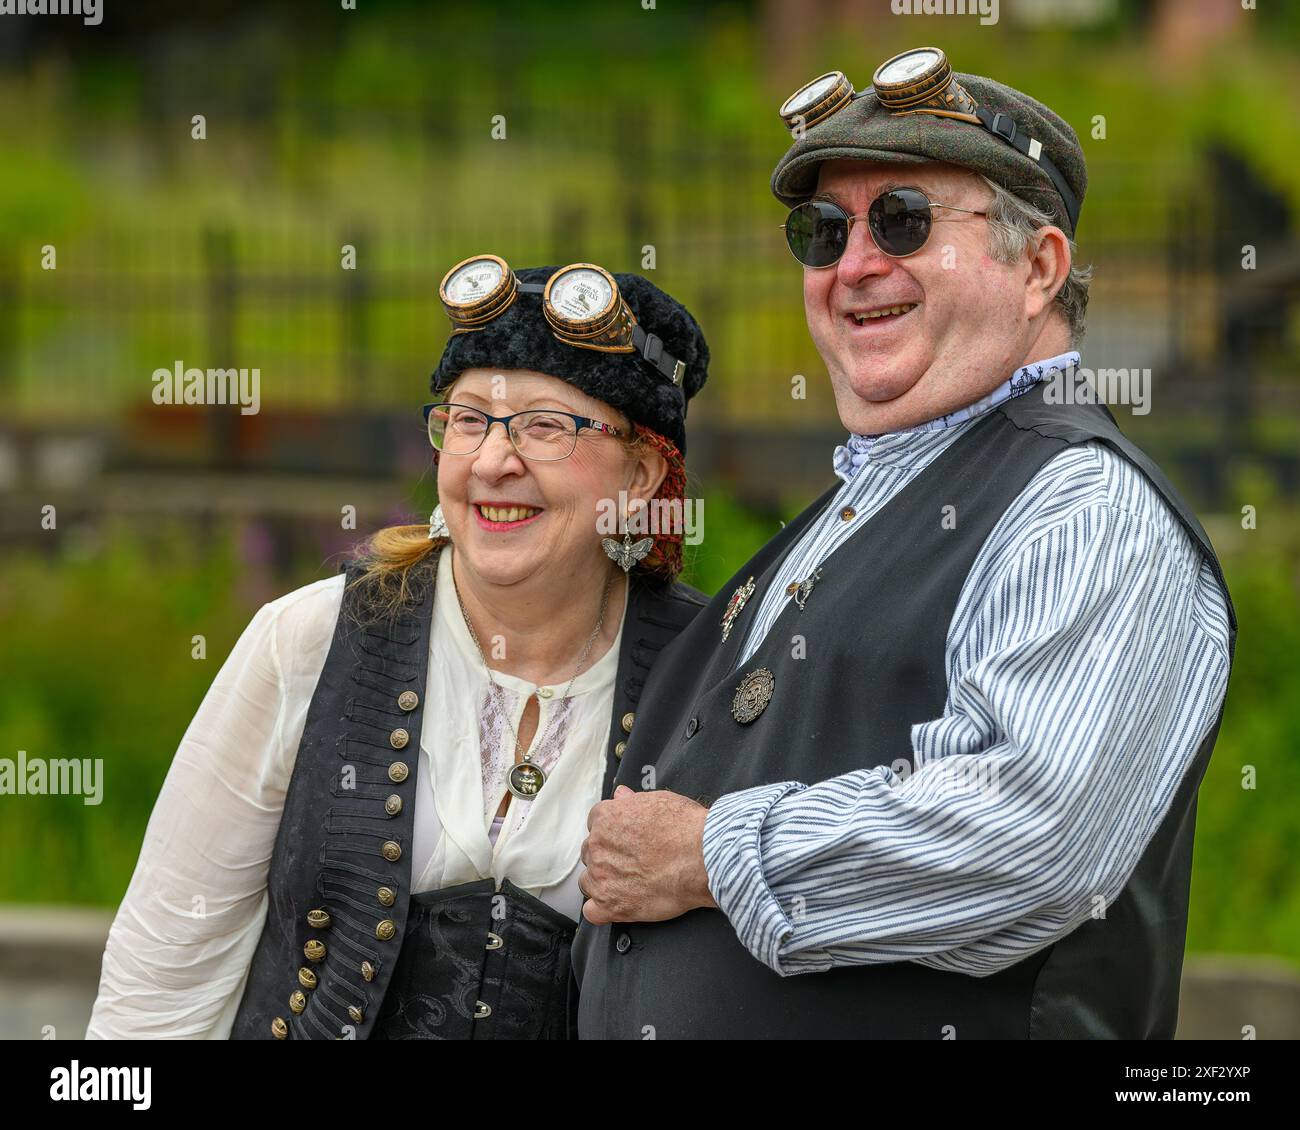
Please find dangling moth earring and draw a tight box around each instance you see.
[602,507,652,573]
[428,503,450,541]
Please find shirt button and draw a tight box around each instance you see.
[785,581,799,595]
[615,932,633,954]
[537,687,554,699]
[685,716,700,738]
[840,506,857,521]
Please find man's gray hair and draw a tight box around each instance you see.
[977,174,1092,348]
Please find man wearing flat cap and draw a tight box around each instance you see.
[573,48,1236,1039]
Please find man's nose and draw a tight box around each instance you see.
[472,422,525,479]
[835,218,893,288]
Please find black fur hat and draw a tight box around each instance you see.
[430,266,709,455]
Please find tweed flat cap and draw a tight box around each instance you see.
[772,64,1087,239]
[431,267,709,456]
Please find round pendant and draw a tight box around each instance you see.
[507,760,547,799]
[732,667,776,724]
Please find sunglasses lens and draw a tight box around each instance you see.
[785,201,849,267]
[869,188,932,256]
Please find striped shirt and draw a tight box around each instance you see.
[701,353,1233,978]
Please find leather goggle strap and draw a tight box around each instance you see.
[973,106,1081,235]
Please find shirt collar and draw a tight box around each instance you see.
[832,351,1080,482]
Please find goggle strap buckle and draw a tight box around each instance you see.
[633,326,686,387]
[975,106,1080,235]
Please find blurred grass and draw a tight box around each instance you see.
[0,492,1296,967]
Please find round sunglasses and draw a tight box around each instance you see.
[781,188,987,267]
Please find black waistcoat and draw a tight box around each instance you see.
[573,383,1238,1040]
[229,544,706,1040]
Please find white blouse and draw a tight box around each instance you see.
[85,546,626,1039]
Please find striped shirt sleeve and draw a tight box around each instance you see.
[700,444,1232,978]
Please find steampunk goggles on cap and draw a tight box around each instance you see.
[777,47,1081,236]
[438,254,686,387]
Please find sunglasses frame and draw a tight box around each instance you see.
[780,188,988,266]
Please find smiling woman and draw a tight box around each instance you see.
[85,261,711,1042]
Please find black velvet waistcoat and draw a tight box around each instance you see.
[229,544,706,1040]
[573,383,1238,1040]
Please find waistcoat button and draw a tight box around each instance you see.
[376,886,396,907]
[361,961,376,982]
[381,841,402,861]
[474,1001,492,1019]
[389,728,410,749]
[298,967,317,990]
[614,741,627,759]
[384,794,403,816]
[388,761,409,783]
[306,909,331,929]
[685,716,700,738]
[615,932,632,954]
[621,711,635,733]
[271,1017,288,1039]
[486,932,503,951]
[348,1004,364,1023]
[289,991,307,1015]
[376,919,396,941]
[397,691,419,711]
[304,940,326,962]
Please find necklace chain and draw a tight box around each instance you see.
[452,558,614,773]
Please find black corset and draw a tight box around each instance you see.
[370,877,578,1040]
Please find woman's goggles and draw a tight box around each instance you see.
[781,189,987,267]
[438,254,686,387]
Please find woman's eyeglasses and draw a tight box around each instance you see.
[423,402,623,462]
[781,188,987,267]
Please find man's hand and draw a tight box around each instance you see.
[578,785,719,925]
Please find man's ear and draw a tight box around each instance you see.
[1025,225,1071,321]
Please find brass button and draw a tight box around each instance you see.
[389,728,410,749]
[297,967,317,990]
[486,932,503,951]
[840,506,856,521]
[289,990,307,1015]
[621,711,635,733]
[381,840,402,861]
[360,960,376,982]
[271,1016,288,1039]
[473,1001,492,1019]
[785,581,799,595]
[376,886,396,907]
[397,690,419,711]
[304,939,326,962]
[388,761,409,783]
[348,1004,364,1024]
[537,687,553,699]
[614,741,627,759]
[384,794,403,816]
[307,908,331,929]
[376,919,396,941]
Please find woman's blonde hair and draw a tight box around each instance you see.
[344,412,686,619]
